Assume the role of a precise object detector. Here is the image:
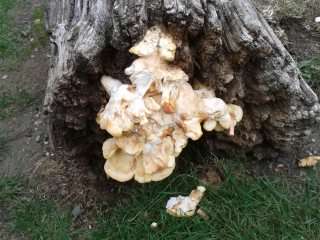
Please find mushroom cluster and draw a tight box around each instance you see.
[97,26,243,183]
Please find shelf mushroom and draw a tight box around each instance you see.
[97,25,243,183]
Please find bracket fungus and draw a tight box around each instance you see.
[97,26,243,183]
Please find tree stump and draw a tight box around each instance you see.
[45,0,320,170]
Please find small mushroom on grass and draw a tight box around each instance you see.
[166,186,206,217]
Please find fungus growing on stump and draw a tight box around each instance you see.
[97,26,243,183]
[46,0,320,181]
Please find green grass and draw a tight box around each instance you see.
[31,6,48,48]
[0,177,22,204]
[1,159,320,240]
[0,0,25,69]
[13,198,73,240]
[300,57,320,96]
[0,0,48,70]
[0,89,35,120]
[0,131,9,158]
[89,170,320,240]
[0,0,19,59]
[0,178,74,240]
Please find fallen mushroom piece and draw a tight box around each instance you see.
[104,150,135,182]
[196,208,209,220]
[166,186,206,217]
[298,156,320,167]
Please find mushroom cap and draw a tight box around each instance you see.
[129,26,161,57]
[115,133,144,155]
[158,34,177,62]
[203,119,217,132]
[124,59,146,76]
[150,162,175,181]
[201,98,227,118]
[127,98,149,124]
[228,104,243,122]
[101,76,122,96]
[161,67,189,83]
[98,117,123,137]
[142,137,175,174]
[129,71,153,96]
[161,83,179,113]
[182,118,203,141]
[134,137,176,183]
[104,150,135,182]
[175,82,199,117]
[99,112,134,137]
[134,155,152,183]
[144,96,161,112]
[172,127,188,156]
[102,138,118,159]
[218,113,233,130]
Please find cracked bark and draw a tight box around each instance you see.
[45,0,320,168]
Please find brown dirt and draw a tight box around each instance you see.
[0,0,49,174]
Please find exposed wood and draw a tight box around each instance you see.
[45,0,320,167]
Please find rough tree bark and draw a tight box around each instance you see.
[45,0,320,169]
